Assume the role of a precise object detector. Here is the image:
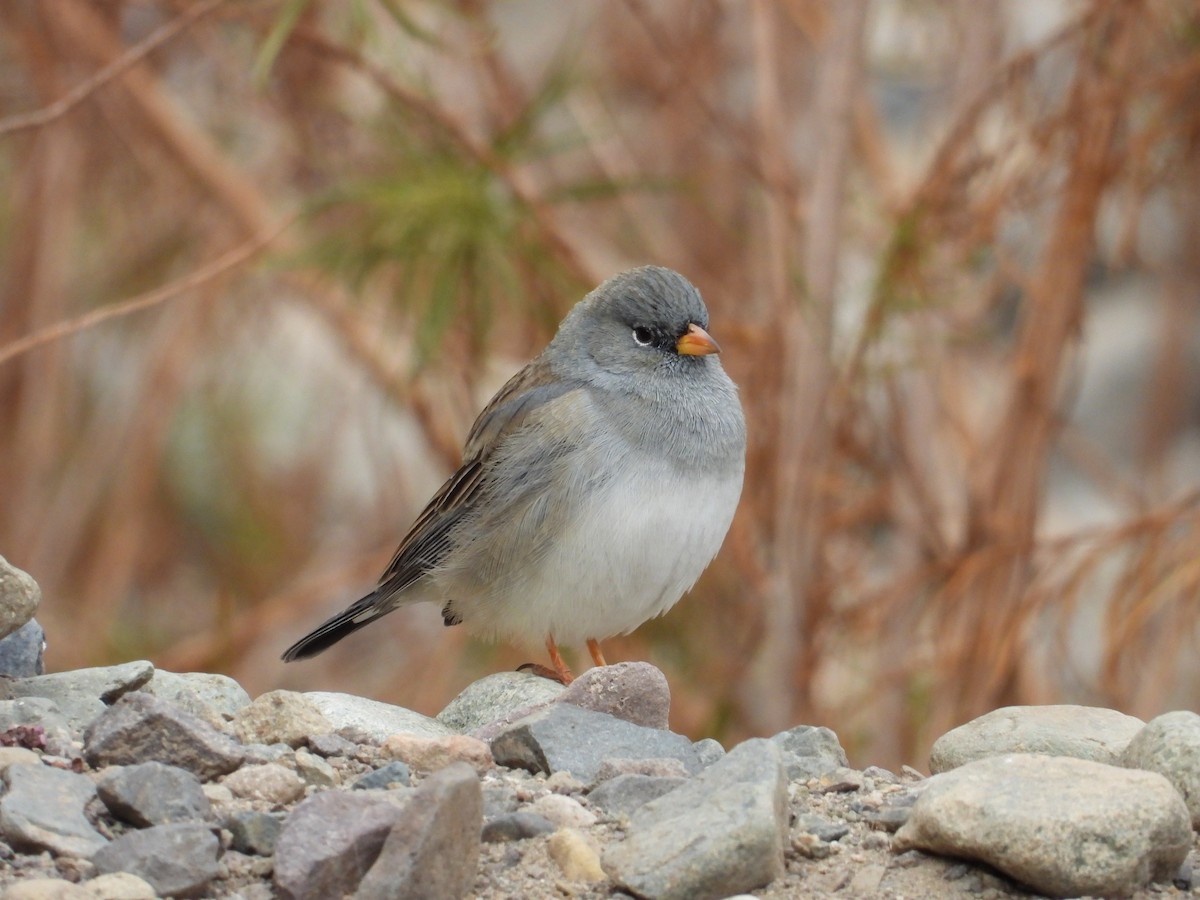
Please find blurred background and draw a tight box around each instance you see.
[1,0,1198,770]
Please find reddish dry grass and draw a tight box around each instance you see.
[1,0,1197,768]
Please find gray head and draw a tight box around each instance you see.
[551,266,722,384]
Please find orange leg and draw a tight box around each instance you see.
[544,635,574,684]
[587,638,607,668]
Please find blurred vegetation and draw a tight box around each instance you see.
[1,0,1198,769]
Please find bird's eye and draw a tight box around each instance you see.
[632,326,653,346]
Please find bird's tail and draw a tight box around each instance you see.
[280,590,392,662]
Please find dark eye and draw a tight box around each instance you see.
[632,326,653,346]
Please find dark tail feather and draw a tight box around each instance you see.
[281,593,390,662]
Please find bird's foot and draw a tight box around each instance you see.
[517,661,573,685]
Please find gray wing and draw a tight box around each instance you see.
[281,358,586,661]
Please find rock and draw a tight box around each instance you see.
[91,823,221,899]
[0,697,74,754]
[593,757,689,783]
[2,662,155,739]
[273,790,407,900]
[82,873,157,900]
[529,793,596,829]
[437,671,564,733]
[83,692,245,781]
[603,738,789,900]
[81,873,155,899]
[557,663,670,729]
[812,766,864,793]
[305,732,357,758]
[793,812,851,843]
[548,827,606,883]
[481,811,556,843]
[490,704,701,783]
[0,555,40,640]
[304,692,453,743]
[202,783,234,806]
[1121,710,1200,828]
[0,762,108,857]
[293,747,337,787]
[3,880,91,900]
[0,747,40,771]
[355,762,482,900]
[81,872,158,899]
[587,774,688,818]
[769,724,849,781]
[893,753,1191,897]
[353,760,411,791]
[222,763,306,804]
[97,761,212,825]
[930,705,1145,772]
[693,737,725,767]
[141,670,251,726]
[0,619,45,677]
[240,742,292,765]
[546,770,586,793]
[225,810,285,856]
[381,733,493,774]
[848,862,887,894]
[233,690,332,748]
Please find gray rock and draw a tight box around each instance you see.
[1122,710,1200,828]
[0,619,45,677]
[588,774,688,818]
[0,697,74,754]
[353,760,411,791]
[893,753,1191,897]
[437,672,564,733]
[273,790,407,900]
[603,738,789,900]
[304,692,453,744]
[83,692,245,781]
[693,737,725,767]
[490,704,701,782]
[2,661,155,738]
[930,705,1145,772]
[356,762,482,900]
[593,757,689,783]
[0,555,40,640]
[98,761,212,826]
[794,812,851,843]
[141,670,251,726]
[0,762,108,857]
[770,724,849,780]
[482,781,519,818]
[92,823,221,899]
[481,811,556,843]
[234,690,332,748]
[862,789,919,833]
[305,732,357,758]
[240,742,292,764]
[557,662,670,729]
[225,810,285,856]
[294,747,337,787]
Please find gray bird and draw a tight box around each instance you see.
[282,266,746,683]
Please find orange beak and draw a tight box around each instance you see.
[675,322,721,356]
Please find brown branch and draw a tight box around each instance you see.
[0,0,226,139]
[0,214,296,368]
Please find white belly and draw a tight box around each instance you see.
[453,462,742,646]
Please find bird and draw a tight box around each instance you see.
[281,265,746,683]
